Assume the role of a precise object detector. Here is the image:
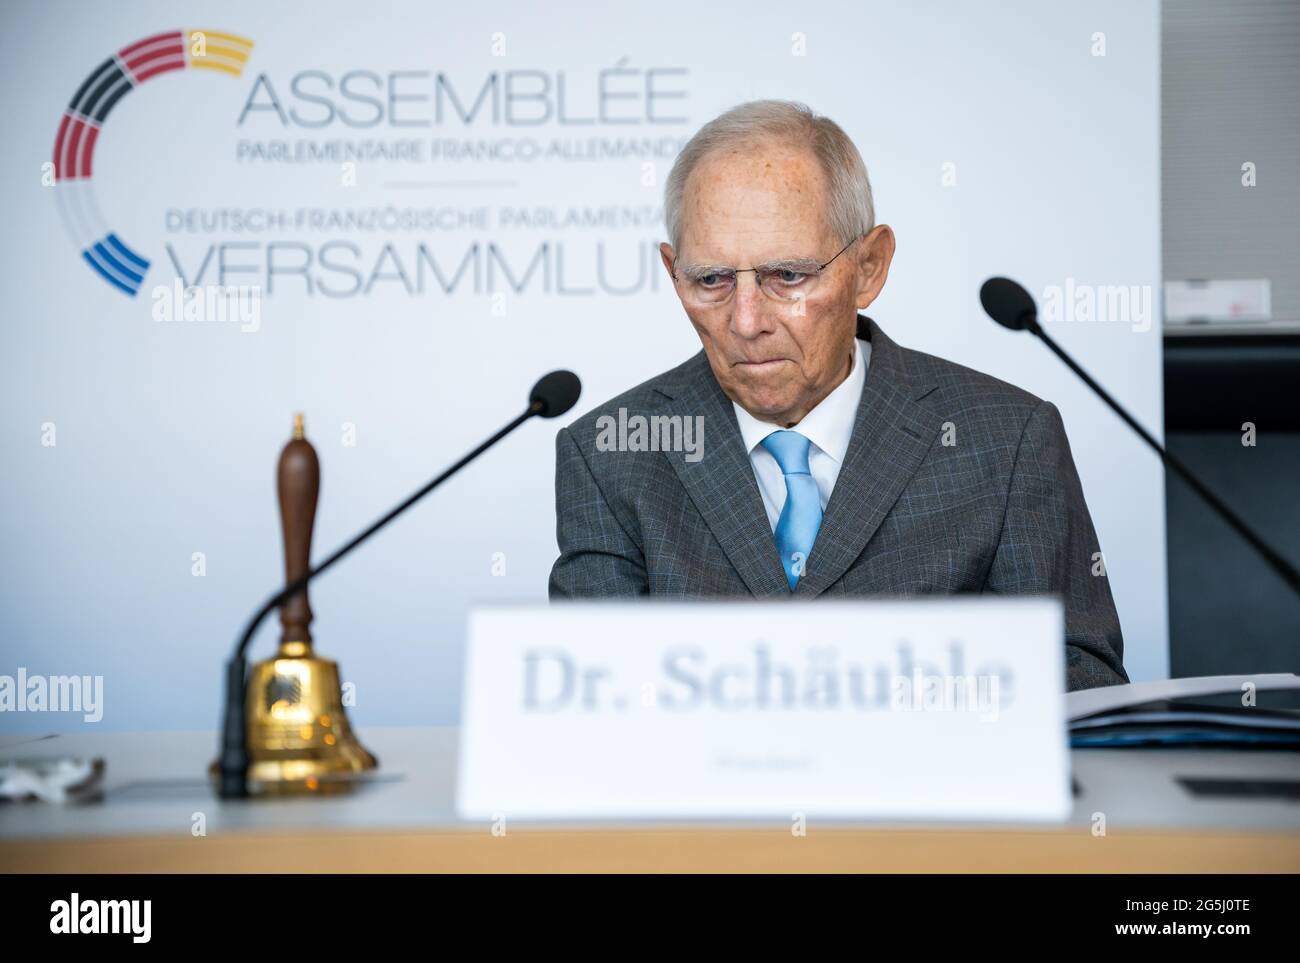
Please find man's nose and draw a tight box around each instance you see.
[729,273,774,339]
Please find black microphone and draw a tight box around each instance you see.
[218,370,582,799]
[980,276,1300,596]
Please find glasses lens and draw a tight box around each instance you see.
[683,271,736,304]
[758,265,820,302]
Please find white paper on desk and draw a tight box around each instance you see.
[1067,673,1300,722]
[456,599,1070,822]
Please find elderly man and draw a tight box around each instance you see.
[549,100,1127,691]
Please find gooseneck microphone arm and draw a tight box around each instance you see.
[979,277,1300,597]
[218,371,582,799]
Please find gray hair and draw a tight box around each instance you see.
[663,100,875,252]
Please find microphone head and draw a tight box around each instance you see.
[530,370,582,418]
[980,277,1038,331]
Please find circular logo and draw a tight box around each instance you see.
[51,29,255,296]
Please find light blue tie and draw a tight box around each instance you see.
[761,430,823,591]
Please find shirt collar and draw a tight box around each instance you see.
[731,338,868,464]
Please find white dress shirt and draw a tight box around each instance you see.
[731,339,870,531]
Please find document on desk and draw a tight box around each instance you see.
[456,599,1070,822]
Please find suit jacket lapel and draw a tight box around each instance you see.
[794,316,940,598]
[658,354,791,598]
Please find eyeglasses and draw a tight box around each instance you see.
[671,235,860,306]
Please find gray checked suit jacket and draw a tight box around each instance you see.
[549,315,1128,691]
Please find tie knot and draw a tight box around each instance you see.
[760,430,813,476]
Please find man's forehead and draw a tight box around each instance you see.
[678,142,833,262]
[693,139,823,182]
[676,229,834,268]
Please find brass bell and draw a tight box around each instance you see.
[211,414,376,794]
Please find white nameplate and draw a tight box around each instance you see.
[456,599,1069,822]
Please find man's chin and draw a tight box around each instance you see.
[730,388,798,423]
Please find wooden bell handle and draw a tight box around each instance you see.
[277,413,319,647]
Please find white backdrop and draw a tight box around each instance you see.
[0,0,1165,733]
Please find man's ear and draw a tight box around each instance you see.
[854,224,896,310]
[659,242,677,279]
